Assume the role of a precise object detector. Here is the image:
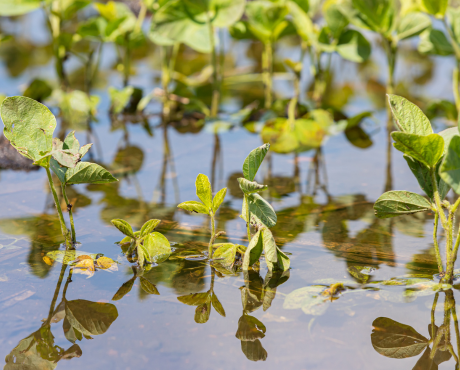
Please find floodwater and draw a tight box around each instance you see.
[0,8,459,370]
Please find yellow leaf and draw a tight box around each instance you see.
[43,256,54,266]
[96,256,118,272]
[73,259,95,278]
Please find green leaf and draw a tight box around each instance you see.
[79,144,92,159]
[349,0,395,34]
[0,0,41,15]
[246,2,289,43]
[238,178,268,194]
[243,230,263,270]
[108,86,134,114]
[243,143,270,181]
[139,277,160,295]
[448,8,460,44]
[261,228,277,264]
[194,302,211,324]
[23,78,53,102]
[143,232,171,263]
[396,12,431,41]
[236,314,266,341]
[63,131,80,152]
[140,219,161,237]
[288,0,316,43]
[1,96,56,164]
[112,277,136,301]
[48,138,81,168]
[111,219,136,238]
[211,293,226,317]
[65,162,118,185]
[276,247,290,272]
[420,0,447,18]
[387,95,433,135]
[440,136,460,195]
[195,174,212,209]
[177,200,209,214]
[248,193,277,228]
[324,2,349,39]
[50,158,68,184]
[283,286,330,315]
[418,28,454,56]
[336,29,371,63]
[392,132,444,168]
[213,243,237,267]
[212,188,227,213]
[374,191,432,219]
[65,300,118,336]
[371,317,428,358]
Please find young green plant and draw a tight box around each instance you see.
[177,174,227,259]
[374,94,460,283]
[112,218,172,269]
[238,143,290,272]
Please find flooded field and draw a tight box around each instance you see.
[1,1,460,369]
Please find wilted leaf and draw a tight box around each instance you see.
[283,286,330,316]
[243,231,263,270]
[72,259,95,278]
[238,178,268,194]
[96,256,118,271]
[261,228,277,264]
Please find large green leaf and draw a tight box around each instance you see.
[0,0,42,16]
[238,178,268,194]
[1,96,56,164]
[65,162,118,185]
[248,193,277,228]
[374,191,432,218]
[324,2,349,39]
[65,299,118,336]
[111,219,136,238]
[349,0,395,34]
[420,0,447,18]
[177,201,209,214]
[143,232,171,263]
[387,95,433,135]
[371,317,428,358]
[243,143,270,181]
[243,230,263,270]
[336,29,371,63]
[396,12,431,41]
[440,136,460,195]
[418,28,454,56]
[195,174,212,209]
[392,132,444,168]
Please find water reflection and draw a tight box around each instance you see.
[5,264,117,369]
[371,290,460,369]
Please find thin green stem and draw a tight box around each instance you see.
[433,213,444,273]
[454,65,460,114]
[208,211,216,259]
[383,36,396,95]
[431,169,448,227]
[61,184,76,244]
[46,167,69,241]
[245,194,251,241]
[123,33,131,87]
[207,17,219,117]
[263,42,273,109]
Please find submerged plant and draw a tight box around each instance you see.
[239,144,290,272]
[374,94,460,283]
[0,96,117,244]
[112,218,172,268]
[177,173,227,259]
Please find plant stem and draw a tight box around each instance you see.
[431,169,448,227]
[434,213,444,273]
[383,36,396,95]
[207,16,219,117]
[245,194,251,241]
[61,184,76,244]
[123,33,131,87]
[454,64,460,114]
[263,42,273,109]
[46,167,69,242]
[45,263,67,325]
[208,211,216,259]
[431,292,439,340]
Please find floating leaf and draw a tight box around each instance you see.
[195,174,212,209]
[45,250,99,265]
[65,300,118,336]
[143,232,171,263]
[213,243,238,267]
[371,317,428,359]
[387,95,433,135]
[374,191,431,218]
[111,219,136,238]
[392,132,444,168]
[96,257,118,271]
[140,219,161,237]
[72,259,95,278]
[243,143,270,181]
[283,286,330,316]
[65,162,118,185]
[177,201,208,214]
